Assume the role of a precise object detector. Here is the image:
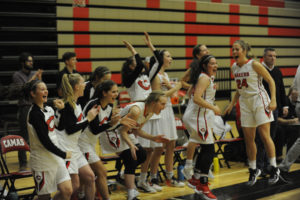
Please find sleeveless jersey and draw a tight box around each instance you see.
[232,59,268,97]
[99,102,153,154]
[183,73,216,140]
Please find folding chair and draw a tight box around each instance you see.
[214,131,243,168]
[0,135,36,199]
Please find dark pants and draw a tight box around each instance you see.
[275,124,300,157]
[256,109,278,170]
[17,105,30,167]
[119,144,147,174]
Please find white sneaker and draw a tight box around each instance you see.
[150,178,162,192]
[134,189,140,197]
[166,177,185,187]
[137,181,156,193]
[182,167,193,180]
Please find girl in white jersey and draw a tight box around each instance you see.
[99,91,168,200]
[79,80,136,200]
[122,32,164,193]
[57,73,99,200]
[151,50,183,187]
[182,55,220,200]
[224,40,279,186]
[25,80,72,200]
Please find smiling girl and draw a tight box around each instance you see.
[183,55,220,200]
[99,91,169,200]
[78,80,136,200]
[224,40,279,186]
[56,73,99,200]
[25,80,72,200]
[150,49,183,187]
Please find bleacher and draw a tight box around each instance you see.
[0,0,58,136]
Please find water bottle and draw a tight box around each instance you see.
[177,164,185,181]
[213,157,220,173]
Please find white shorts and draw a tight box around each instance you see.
[240,94,274,127]
[33,159,70,195]
[156,104,178,143]
[80,144,101,164]
[187,112,214,145]
[138,119,162,148]
[65,150,89,174]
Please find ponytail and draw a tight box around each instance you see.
[61,73,82,109]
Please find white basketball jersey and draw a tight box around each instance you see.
[183,73,216,141]
[158,72,172,106]
[57,104,86,152]
[127,75,152,101]
[232,59,268,97]
[80,104,113,147]
[27,105,60,171]
[99,102,152,154]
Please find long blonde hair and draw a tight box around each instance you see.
[61,73,82,109]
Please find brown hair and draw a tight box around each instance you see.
[234,40,254,59]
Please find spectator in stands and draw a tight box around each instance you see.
[256,47,287,176]
[56,52,78,97]
[78,66,111,108]
[275,87,299,161]
[12,52,43,171]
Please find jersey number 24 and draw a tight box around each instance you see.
[236,78,248,89]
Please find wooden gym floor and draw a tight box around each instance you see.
[1,150,300,200]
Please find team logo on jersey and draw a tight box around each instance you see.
[77,113,83,122]
[46,115,55,132]
[137,80,150,90]
[85,152,90,161]
[106,130,120,149]
[66,161,71,169]
[34,172,45,192]
[99,117,109,125]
